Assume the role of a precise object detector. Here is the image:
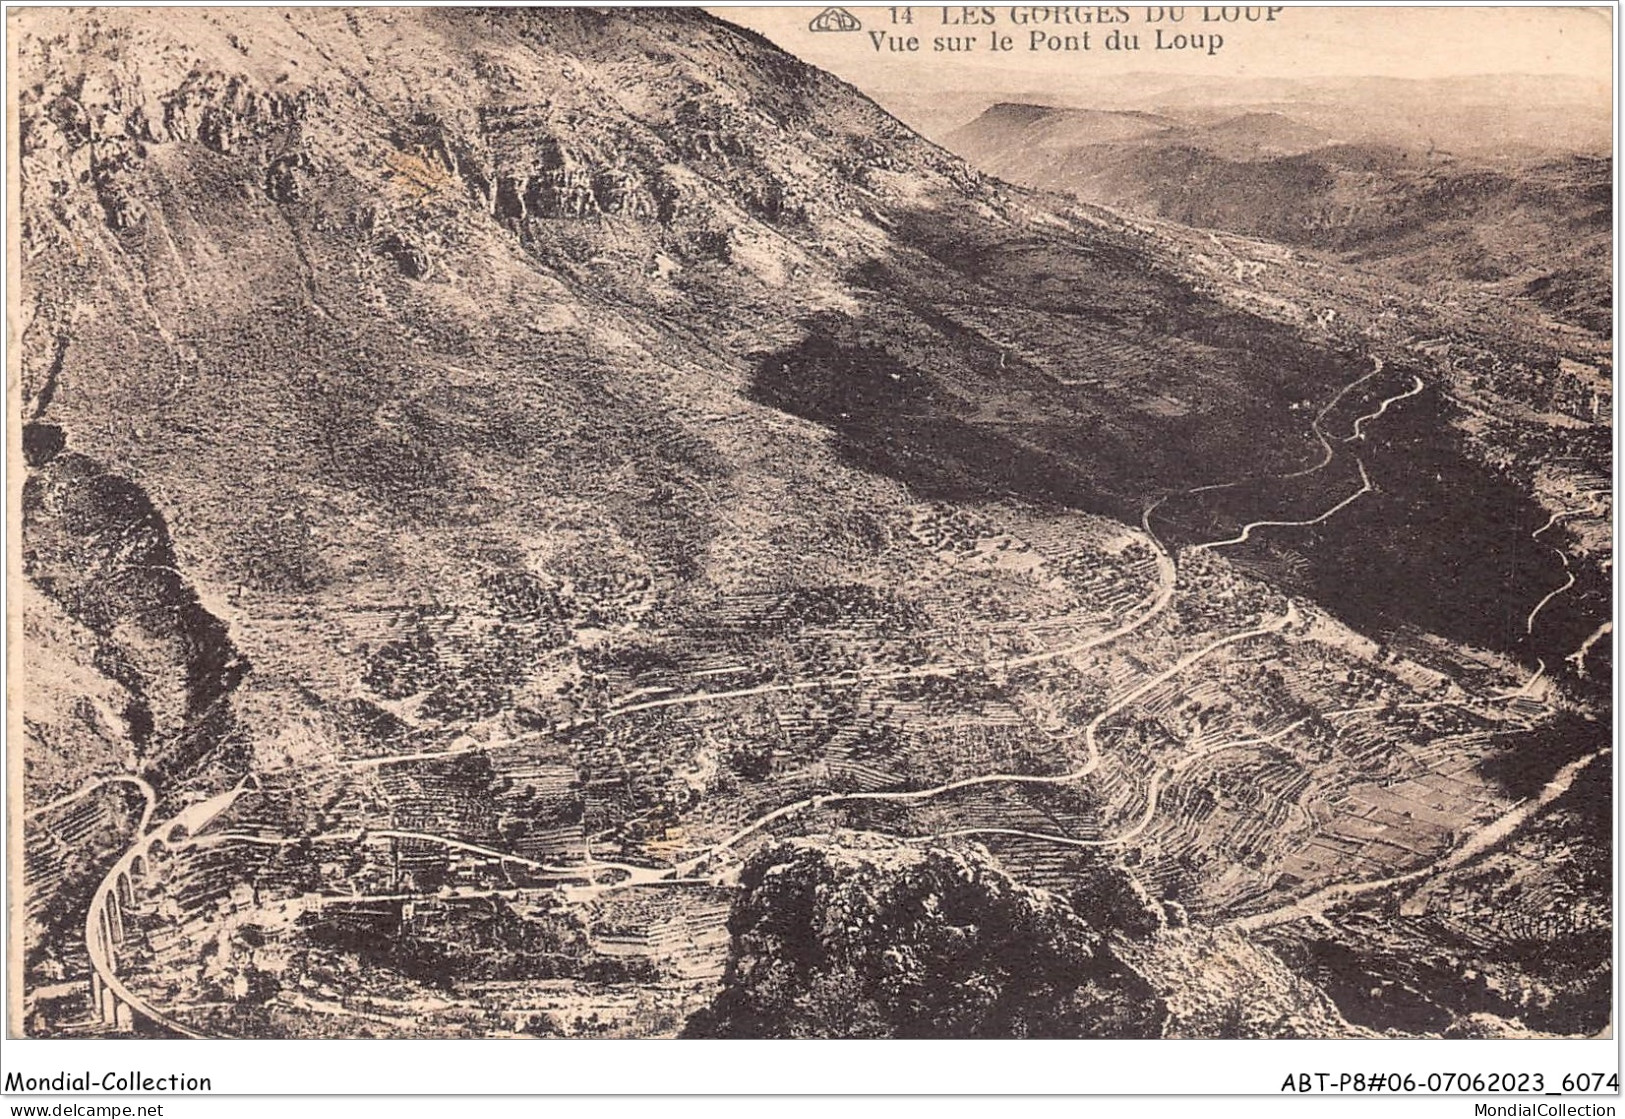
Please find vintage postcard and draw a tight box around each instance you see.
[6,3,1613,1049]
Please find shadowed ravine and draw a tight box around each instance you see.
[752,302,1601,679]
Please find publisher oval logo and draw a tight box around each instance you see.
[809,7,863,32]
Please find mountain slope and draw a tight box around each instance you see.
[13,7,1610,1040]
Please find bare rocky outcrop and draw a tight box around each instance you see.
[686,832,1167,1039]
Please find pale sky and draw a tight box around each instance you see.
[710,5,1614,89]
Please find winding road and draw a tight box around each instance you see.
[323,348,1510,905]
[1344,375,1424,442]
[1167,356,1383,514]
[28,774,156,835]
[184,828,664,886]
[1524,506,1590,637]
[1526,557,1575,636]
[668,605,1293,878]
[335,537,1180,772]
[1190,460,1372,553]
[1281,357,1383,478]
[70,330,1598,1035]
[1147,355,1388,551]
[1566,621,1611,679]
[903,717,1313,853]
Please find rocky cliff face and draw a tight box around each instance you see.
[23,431,247,770]
[16,7,976,297]
[13,6,996,583]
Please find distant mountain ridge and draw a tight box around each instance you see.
[945,97,1612,334]
[877,72,1610,154]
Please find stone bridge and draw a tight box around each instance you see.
[84,783,252,1038]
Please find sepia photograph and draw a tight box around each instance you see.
[2,0,1614,1078]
